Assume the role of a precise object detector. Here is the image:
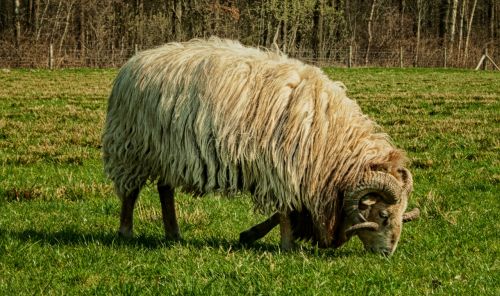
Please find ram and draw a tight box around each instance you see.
[102,38,419,255]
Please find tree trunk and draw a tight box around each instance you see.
[58,1,74,59]
[27,0,32,30]
[265,19,272,47]
[457,0,466,58]
[213,0,219,36]
[312,0,324,59]
[365,0,377,66]
[33,0,39,35]
[0,1,8,29]
[415,0,424,67]
[490,0,496,42]
[173,0,183,40]
[282,0,288,53]
[50,0,64,44]
[35,0,49,42]
[439,0,450,42]
[136,0,144,45]
[400,0,405,32]
[78,2,85,63]
[288,22,298,56]
[272,20,281,49]
[14,0,21,49]
[449,0,458,48]
[464,0,477,60]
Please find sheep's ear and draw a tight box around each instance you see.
[359,196,377,210]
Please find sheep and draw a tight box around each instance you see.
[102,37,419,255]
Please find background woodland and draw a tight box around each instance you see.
[0,0,498,68]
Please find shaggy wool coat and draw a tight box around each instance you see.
[102,38,403,234]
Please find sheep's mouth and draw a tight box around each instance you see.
[367,246,392,257]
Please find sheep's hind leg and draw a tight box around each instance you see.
[119,188,140,238]
[239,212,280,245]
[158,183,181,241]
[279,210,296,251]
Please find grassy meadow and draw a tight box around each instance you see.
[0,67,498,295]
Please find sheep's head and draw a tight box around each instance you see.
[339,168,419,256]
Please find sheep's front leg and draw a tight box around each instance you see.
[279,210,296,251]
[158,184,181,240]
[239,212,280,244]
[119,188,140,238]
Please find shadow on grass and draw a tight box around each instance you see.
[1,227,276,251]
[1,227,355,258]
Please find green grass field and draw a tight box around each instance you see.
[0,68,498,295]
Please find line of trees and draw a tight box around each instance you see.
[0,0,498,67]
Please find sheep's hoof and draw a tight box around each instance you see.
[165,232,182,242]
[118,229,133,239]
[280,240,297,252]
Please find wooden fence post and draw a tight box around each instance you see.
[400,46,404,68]
[49,43,54,70]
[443,47,447,68]
[482,48,488,70]
[348,45,352,68]
[475,48,500,70]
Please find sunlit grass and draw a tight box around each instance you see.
[0,68,499,295]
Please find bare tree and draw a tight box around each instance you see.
[464,0,478,60]
[173,0,183,40]
[14,0,21,49]
[0,0,497,69]
[137,0,144,45]
[490,0,497,43]
[213,0,220,36]
[312,0,324,59]
[449,0,458,49]
[282,0,288,53]
[78,1,85,61]
[414,0,425,66]
[33,0,40,35]
[58,1,74,57]
[286,1,301,55]
[35,0,50,42]
[439,0,450,41]
[365,0,377,65]
[457,0,467,57]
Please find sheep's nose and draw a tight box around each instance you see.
[380,248,392,257]
[369,247,392,257]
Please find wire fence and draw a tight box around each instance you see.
[0,43,498,70]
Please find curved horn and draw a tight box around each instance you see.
[403,208,420,222]
[399,168,413,194]
[345,222,379,236]
[345,171,403,207]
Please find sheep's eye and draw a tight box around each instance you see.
[379,211,389,219]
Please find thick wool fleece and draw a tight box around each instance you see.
[102,37,402,224]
